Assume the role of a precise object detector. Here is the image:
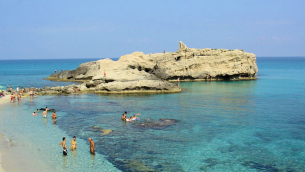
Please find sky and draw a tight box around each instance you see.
[0,0,304,59]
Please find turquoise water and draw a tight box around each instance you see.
[0,58,103,89]
[0,57,305,171]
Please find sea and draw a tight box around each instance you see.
[0,57,304,172]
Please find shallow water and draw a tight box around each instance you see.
[0,57,305,171]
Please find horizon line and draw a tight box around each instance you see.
[1,56,305,60]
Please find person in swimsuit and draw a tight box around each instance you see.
[59,137,68,155]
[12,93,16,102]
[121,114,126,121]
[71,136,77,150]
[42,109,47,118]
[52,110,56,119]
[126,116,133,122]
[132,115,140,121]
[20,87,24,96]
[121,111,128,121]
[17,93,21,102]
[29,89,33,98]
[88,138,95,155]
[10,94,13,103]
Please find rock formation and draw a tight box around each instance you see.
[43,41,258,94]
[133,119,179,129]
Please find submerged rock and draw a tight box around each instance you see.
[101,129,112,135]
[134,119,179,129]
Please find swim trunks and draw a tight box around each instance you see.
[43,115,46,118]
[63,149,68,155]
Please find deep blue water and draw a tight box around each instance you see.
[0,57,305,171]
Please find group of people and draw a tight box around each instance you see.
[33,107,57,119]
[121,111,141,122]
[59,136,95,156]
[7,85,37,103]
[33,107,95,156]
[10,92,22,103]
[7,86,24,103]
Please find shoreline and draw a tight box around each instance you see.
[0,96,10,106]
[0,95,121,172]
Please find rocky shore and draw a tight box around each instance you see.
[11,41,258,95]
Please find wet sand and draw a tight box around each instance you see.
[0,95,10,172]
[0,135,8,172]
[0,95,10,171]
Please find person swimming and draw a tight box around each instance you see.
[132,114,140,121]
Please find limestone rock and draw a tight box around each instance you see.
[45,42,258,94]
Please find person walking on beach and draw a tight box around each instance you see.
[104,70,106,77]
[71,136,77,150]
[88,138,95,155]
[16,86,19,92]
[20,87,24,96]
[59,137,68,155]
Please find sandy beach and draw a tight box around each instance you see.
[0,96,10,106]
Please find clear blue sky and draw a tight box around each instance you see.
[0,0,304,59]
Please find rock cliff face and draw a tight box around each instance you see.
[46,42,258,94]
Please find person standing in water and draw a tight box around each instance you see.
[17,93,21,102]
[59,137,68,155]
[71,136,77,150]
[42,109,47,118]
[177,77,180,87]
[88,138,95,155]
[52,111,56,119]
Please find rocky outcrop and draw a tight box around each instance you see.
[45,41,258,94]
